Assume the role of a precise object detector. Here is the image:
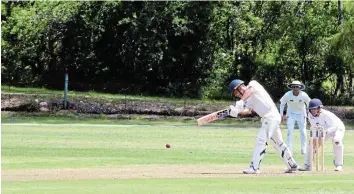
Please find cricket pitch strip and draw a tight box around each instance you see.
[2,164,352,181]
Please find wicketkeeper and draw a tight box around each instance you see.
[279,81,311,154]
[299,98,345,171]
[228,79,298,174]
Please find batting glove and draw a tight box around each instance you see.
[229,105,239,117]
[235,100,245,110]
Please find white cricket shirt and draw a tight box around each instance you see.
[308,109,345,132]
[279,91,311,116]
[244,80,279,118]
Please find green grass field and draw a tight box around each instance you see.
[1,85,230,105]
[2,121,354,194]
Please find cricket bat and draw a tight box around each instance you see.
[197,109,231,126]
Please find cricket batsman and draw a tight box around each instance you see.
[299,98,345,171]
[228,79,298,174]
[279,81,311,154]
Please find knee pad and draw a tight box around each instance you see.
[256,137,267,156]
[279,142,296,168]
[279,142,289,158]
[256,136,267,145]
[279,142,287,150]
[332,138,343,146]
[332,140,344,167]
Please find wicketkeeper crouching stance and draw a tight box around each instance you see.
[228,79,298,174]
[299,98,345,172]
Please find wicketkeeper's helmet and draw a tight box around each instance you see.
[309,98,323,110]
[228,79,244,96]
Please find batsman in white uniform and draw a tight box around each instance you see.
[228,79,298,174]
[299,98,345,171]
[279,81,311,154]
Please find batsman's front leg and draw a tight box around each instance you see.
[270,127,298,173]
[243,130,268,174]
[243,119,277,174]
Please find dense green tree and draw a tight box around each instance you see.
[1,1,353,104]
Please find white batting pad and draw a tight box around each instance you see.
[248,117,296,170]
[333,134,344,167]
[269,128,297,169]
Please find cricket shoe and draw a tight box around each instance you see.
[284,164,298,173]
[334,166,343,171]
[243,167,260,174]
[298,164,311,171]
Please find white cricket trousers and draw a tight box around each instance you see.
[249,114,297,170]
[304,127,345,168]
[286,112,307,152]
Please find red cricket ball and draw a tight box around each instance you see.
[166,144,171,148]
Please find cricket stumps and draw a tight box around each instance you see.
[309,126,325,171]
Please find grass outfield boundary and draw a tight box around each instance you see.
[2,123,354,130]
[2,123,354,193]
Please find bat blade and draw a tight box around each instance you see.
[197,109,230,126]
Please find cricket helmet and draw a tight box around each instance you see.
[309,98,323,110]
[228,79,244,96]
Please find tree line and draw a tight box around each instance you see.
[1,1,353,105]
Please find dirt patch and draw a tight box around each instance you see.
[3,164,353,181]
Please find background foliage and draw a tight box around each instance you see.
[1,1,353,104]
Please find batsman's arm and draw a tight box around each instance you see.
[240,87,253,101]
[237,108,253,116]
